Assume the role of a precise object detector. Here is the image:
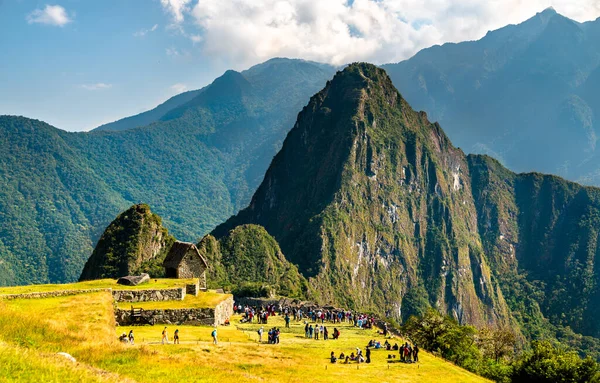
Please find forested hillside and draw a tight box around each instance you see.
[0,58,335,286]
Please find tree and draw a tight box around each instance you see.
[511,340,600,383]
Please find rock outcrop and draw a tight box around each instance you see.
[117,273,150,286]
[79,204,175,281]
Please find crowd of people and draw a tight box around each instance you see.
[330,347,372,364]
[233,302,377,330]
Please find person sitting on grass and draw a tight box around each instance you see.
[330,351,337,363]
[392,343,399,351]
[349,352,356,361]
[332,328,340,340]
[339,352,345,360]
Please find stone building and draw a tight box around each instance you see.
[163,241,208,288]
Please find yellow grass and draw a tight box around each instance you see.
[0,290,491,382]
[0,278,198,295]
[116,290,231,310]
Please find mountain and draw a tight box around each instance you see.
[79,204,175,281]
[0,58,336,286]
[382,8,600,185]
[198,224,307,298]
[213,64,600,352]
[93,89,203,132]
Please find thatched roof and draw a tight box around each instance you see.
[163,241,208,269]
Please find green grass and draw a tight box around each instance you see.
[0,278,198,295]
[115,291,231,310]
[0,291,489,382]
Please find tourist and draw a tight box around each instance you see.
[309,325,314,339]
[399,344,405,362]
[258,327,264,343]
[315,325,320,340]
[161,327,168,344]
[128,330,134,345]
[174,329,180,344]
[285,314,290,328]
[339,352,345,360]
[413,345,419,362]
[211,328,218,345]
[304,323,309,338]
[330,351,337,363]
[404,343,412,362]
[332,328,340,340]
[324,326,329,340]
[366,347,371,364]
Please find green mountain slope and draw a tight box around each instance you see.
[79,204,175,280]
[0,58,335,286]
[213,64,600,352]
[93,88,204,132]
[382,8,600,185]
[198,224,307,297]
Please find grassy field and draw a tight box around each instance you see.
[0,278,198,295]
[0,291,489,382]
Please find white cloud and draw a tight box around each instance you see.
[80,83,112,91]
[26,4,72,27]
[134,24,159,37]
[170,83,189,93]
[161,0,192,23]
[186,0,600,68]
[166,47,181,56]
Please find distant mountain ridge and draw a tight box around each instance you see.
[93,89,204,132]
[382,8,600,185]
[0,58,335,286]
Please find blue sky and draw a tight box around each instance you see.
[0,1,222,131]
[1,0,598,131]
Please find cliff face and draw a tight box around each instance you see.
[469,156,600,338]
[79,204,175,280]
[213,64,511,327]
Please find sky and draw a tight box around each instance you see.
[1,0,599,131]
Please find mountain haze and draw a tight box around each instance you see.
[383,8,600,185]
[214,64,600,350]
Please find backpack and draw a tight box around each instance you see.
[211,330,217,337]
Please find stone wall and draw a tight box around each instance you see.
[178,252,206,279]
[185,281,199,296]
[112,288,185,302]
[0,288,111,300]
[115,307,216,326]
[115,295,233,327]
[214,296,234,325]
